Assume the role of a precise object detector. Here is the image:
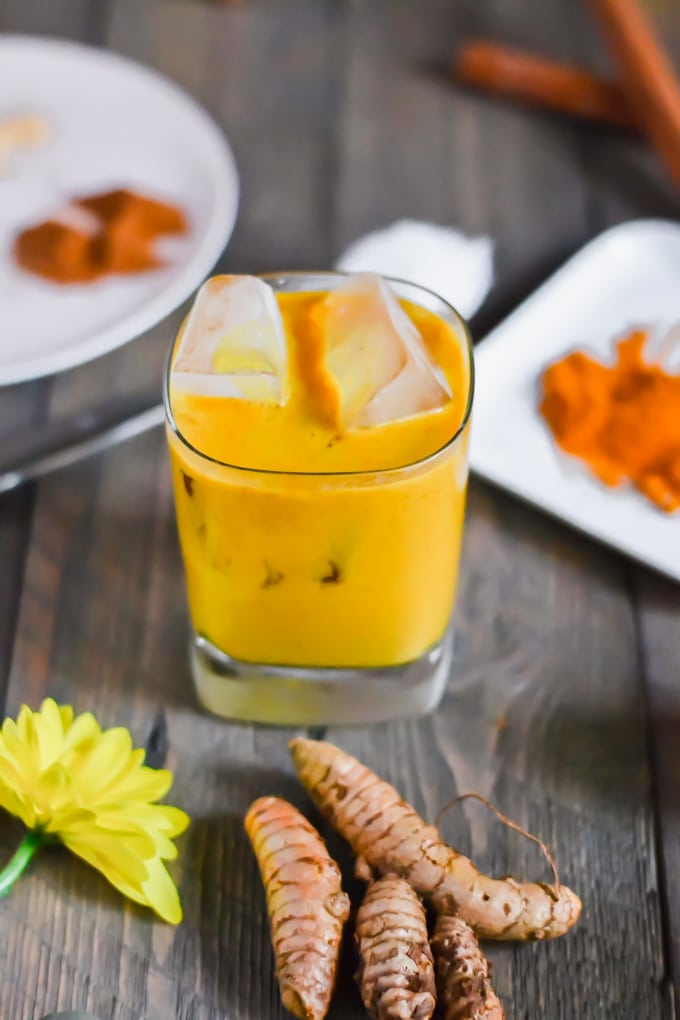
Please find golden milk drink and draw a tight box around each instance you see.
[165,272,473,724]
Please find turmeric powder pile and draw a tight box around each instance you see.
[540,329,680,513]
[14,188,187,284]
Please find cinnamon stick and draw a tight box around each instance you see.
[453,40,638,131]
[589,0,680,185]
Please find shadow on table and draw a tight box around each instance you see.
[469,243,575,340]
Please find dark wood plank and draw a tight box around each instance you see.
[0,487,34,711]
[0,0,114,707]
[0,382,49,709]
[563,0,680,231]
[580,4,680,1011]
[0,1,342,1017]
[107,0,345,272]
[636,572,680,1019]
[447,0,596,336]
[326,481,663,1020]
[627,28,680,1010]
[0,420,303,1020]
[0,0,108,38]
[325,3,666,1020]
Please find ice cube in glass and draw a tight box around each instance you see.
[321,272,451,427]
[172,275,287,404]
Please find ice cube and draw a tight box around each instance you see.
[172,275,287,404]
[322,273,451,427]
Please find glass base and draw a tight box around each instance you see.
[190,627,454,726]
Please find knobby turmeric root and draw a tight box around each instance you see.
[431,915,505,1020]
[245,796,351,1020]
[355,874,436,1020]
[289,739,581,941]
[355,854,376,883]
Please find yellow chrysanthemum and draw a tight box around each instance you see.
[0,698,189,924]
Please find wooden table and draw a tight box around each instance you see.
[1,1,680,1017]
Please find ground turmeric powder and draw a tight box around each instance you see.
[540,329,680,512]
[14,188,187,284]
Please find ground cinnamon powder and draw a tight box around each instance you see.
[14,188,187,284]
[540,329,680,513]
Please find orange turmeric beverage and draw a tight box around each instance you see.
[165,272,473,724]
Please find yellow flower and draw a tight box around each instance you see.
[0,698,189,924]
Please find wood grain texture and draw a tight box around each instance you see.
[0,0,677,1019]
[0,487,34,711]
[0,384,49,708]
[448,0,594,338]
[0,1,337,1017]
[108,0,345,273]
[636,571,680,1018]
[0,0,108,38]
[0,420,305,1020]
[0,0,114,708]
[325,482,664,1020]
[621,8,680,1013]
[323,3,665,1016]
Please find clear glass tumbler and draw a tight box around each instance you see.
[164,272,474,725]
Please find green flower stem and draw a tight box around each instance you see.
[0,831,44,896]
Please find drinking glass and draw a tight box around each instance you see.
[164,272,474,724]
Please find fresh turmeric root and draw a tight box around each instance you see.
[245,796,351,1020]
[289,738,581,941]
[355,874,436,1020]
[431,915,505,1019]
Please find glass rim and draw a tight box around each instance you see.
[163,270,475,479]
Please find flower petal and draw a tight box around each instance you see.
[63,832,153,885]
[32,762,77,819]
[57,702,75,735]
[0,700,188,925]
[2,718,39,783]
[33,721,59,770]
[0,753,27,793]
[67,727,133,800]
[44,806,97,833]
[93,804,189,858]
[140,854,184,925]
[73,747,146,804]
[64,816,158,859]
[0,782,35,828]
[16,704,36,743]
[61,711,101,754]
[150,805,190,839]
[64,840,150,907]
[99,766,173,805]
[35,698,69,766]
[64,833,184,922]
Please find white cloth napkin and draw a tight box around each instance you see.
[336,219,494,320]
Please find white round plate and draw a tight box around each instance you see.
[0,35,239,384]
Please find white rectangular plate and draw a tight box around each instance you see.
[470,219,680,581]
